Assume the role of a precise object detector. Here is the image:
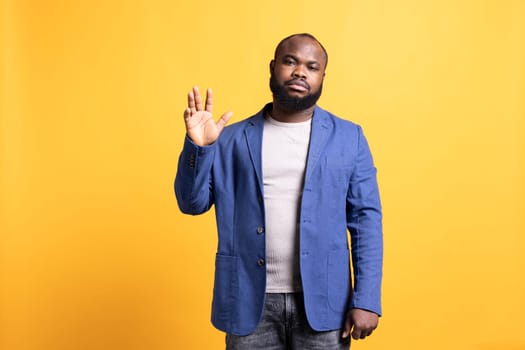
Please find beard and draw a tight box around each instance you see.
[269,73,323,112]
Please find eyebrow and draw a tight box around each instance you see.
[282,54,320,66]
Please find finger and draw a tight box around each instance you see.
[205,88,213,113]
[351,327,362,340]
[193,86,203,111]
[216,111,233,132]
[188,90,196,114]
[184,107,191,121]
[342,315,352,338]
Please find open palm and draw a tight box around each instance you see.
[184,86,233,146]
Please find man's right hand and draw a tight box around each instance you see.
[183,86,233,146]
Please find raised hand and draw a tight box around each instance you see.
[183,86,233,146]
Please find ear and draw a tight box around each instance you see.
[269,60,275,74]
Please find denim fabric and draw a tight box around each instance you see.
[226,293,351,350]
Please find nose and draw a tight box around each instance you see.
[292,65,307,79]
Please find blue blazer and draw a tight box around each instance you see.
[175,104,383,336]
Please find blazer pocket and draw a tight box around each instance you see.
[327,249,351,312]
[211,254,238,324]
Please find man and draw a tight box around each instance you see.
[175,33,383,349]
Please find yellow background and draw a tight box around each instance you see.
[1,0,524,349]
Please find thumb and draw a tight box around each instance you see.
[342,312,353,338]
[216,111,233,131]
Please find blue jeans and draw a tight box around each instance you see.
[226,293,351,350]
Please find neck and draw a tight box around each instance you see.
[270,103,315,123]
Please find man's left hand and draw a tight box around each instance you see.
[342,308,378,340]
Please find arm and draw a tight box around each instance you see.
[174,87,233,214]
[342,126,383,340]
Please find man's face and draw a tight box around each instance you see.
[269,36,327,112]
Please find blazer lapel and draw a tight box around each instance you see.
[244,105,331,192]
[244,112,265,195]
[304,107,332,184]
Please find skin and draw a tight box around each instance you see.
[183,86,233,147]
[182,35,379,341]
[268,35,325,122]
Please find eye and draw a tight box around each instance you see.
[309,65,320,71]
[284,58,295,65]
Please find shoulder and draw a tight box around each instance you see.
[219,106,267,138]
[314,106,363,134]
[223,115,259,132]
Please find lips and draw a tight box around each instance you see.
[285,79,309,92]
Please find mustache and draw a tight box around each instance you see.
[285,79,310,90]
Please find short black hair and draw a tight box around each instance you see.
[274,33,328,68]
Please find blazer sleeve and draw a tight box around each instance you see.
[174,136,216,215]
[346,126,383,315]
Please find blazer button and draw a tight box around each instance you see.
[257,258,265,266]
[257,226,264,234]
